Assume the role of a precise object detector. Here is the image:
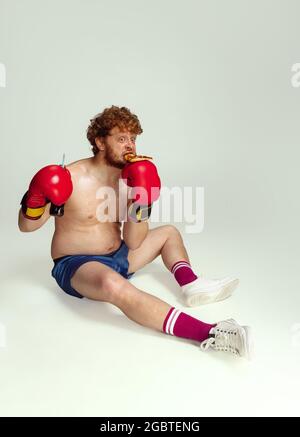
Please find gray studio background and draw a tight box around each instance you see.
[1,0,300,416]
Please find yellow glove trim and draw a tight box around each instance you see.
[25,205,46,218]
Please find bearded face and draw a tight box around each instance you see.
[96,127,137,169]
[103,143,126,169]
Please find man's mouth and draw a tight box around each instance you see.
[123,152,135,160]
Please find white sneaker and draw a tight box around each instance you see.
[181,276,239,307]
[200,319,253,360]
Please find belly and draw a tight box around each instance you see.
[51,222,122,259]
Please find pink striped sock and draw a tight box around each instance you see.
[171,260,198,286]
[163,307,216,343]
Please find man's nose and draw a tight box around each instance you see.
[125,144,134,152]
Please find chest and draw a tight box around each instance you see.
[65,175,128,223]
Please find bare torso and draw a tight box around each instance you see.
[51,157,127,259]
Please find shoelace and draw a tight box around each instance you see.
[200,337,215,351]
[201,329,240,355]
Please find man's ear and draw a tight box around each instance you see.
[95,137,105,152]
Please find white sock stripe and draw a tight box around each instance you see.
[171,262,191,274]
[165,308,178,334]
[172,261,190,271]
[165,308,177,334]
[169,310,181,335]
[172,263,189,271]
[167,309,180,335]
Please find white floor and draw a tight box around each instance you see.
[1,224,300,417]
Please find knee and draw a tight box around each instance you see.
[100,274,126,304]
[164,224,181,239]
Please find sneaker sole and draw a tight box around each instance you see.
[185,279,239,307]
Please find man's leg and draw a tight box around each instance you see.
[127,225,190,273]
[71,261,214,341]
[71,260,171,330]
[70,261,252,358]
[127,224,239,307]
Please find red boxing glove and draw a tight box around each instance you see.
[21,165,73,220]
[121,159,161,222]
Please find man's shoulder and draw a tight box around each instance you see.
[66,157,92,176]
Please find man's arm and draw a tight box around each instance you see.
[123,219,148,250]
[121,158,161,250]
[18,202,51,232]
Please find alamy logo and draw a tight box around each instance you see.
[95,181,204,234]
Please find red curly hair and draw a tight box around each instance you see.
[87,105,143,156]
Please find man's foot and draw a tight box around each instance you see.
[200,319,253,360]
[181,276,239,307]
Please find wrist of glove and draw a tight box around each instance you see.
[20,191,65,220]
[20,191,48,220]
[127,202,153,223]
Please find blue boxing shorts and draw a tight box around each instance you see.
[51,240,134,299]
